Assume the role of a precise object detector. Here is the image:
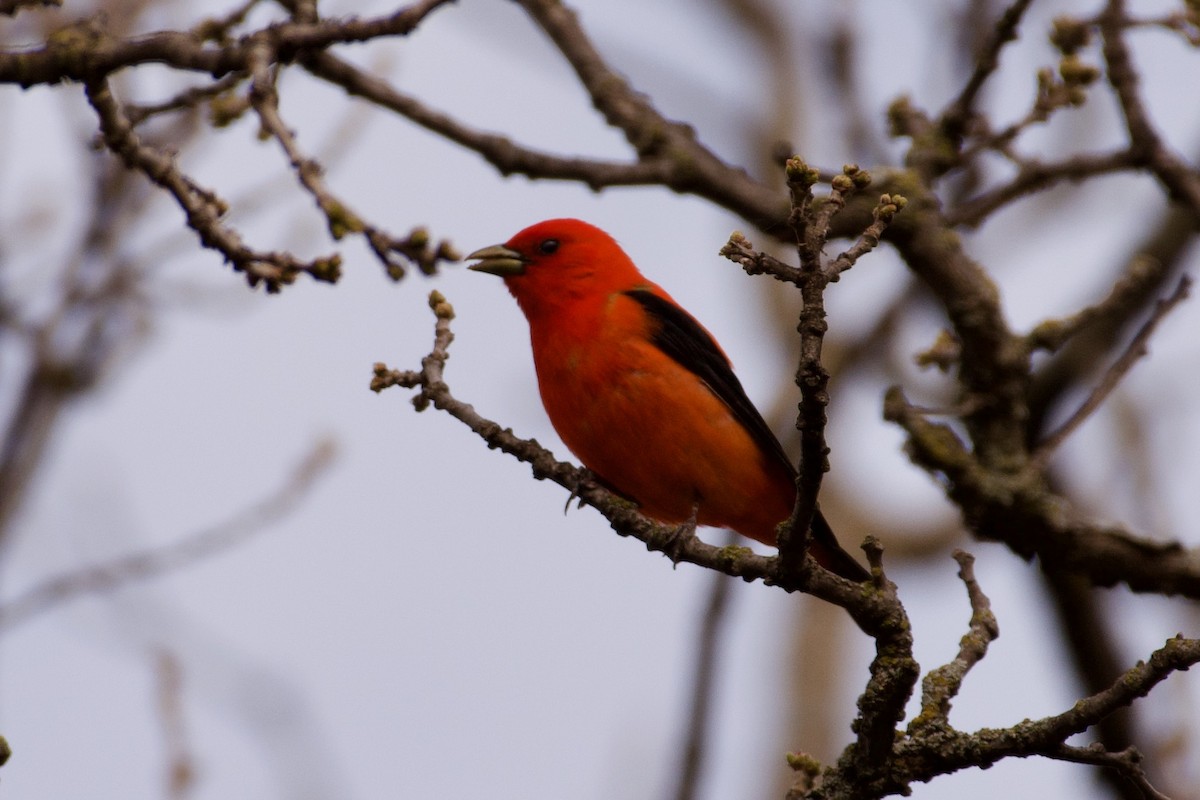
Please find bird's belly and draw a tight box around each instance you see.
[536,343,793,541]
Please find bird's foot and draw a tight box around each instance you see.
[564,468,602,514]
[661,505,700,565]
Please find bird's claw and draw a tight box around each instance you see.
[661,504,700,565]
[564,469,601,514]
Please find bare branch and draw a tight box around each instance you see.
[155,651,196,800]
[883,636,1200,789]
[828,193,906,278]
[304,50,680,191]
[1026,254,1170,354]
[720,231,800,284]
[512,0,787,228]
[947,148,1138,228]
[912,551,999,731]
[885,387,1200,597]
[0,1,456,87]
[85,76,342,292]
[1046,744,1170,800]
[124,72,246,127]
[245,42,456,280]
[1032,276,1191,466]
[1024,636,1200,752]
[670,547,736,800]
[0,439,336,632]
[885,184,1031,467]
[1099,0,1200,220]
[0,0,59,16]
[939,0,1037,144]
[370,293,778,584]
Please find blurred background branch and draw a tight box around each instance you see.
[2,0,1198,797]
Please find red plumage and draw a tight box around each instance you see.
[469,218,866,581]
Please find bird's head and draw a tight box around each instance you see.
[467,218,646,319]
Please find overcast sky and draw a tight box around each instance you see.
[2,1,1198,798]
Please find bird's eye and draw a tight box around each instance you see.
[538,239,560,255]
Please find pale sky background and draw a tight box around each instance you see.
[1,0,1198,798]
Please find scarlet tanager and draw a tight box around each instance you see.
[467,219,868,581]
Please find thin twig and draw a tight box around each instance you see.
[720,231,800,285]
[912,550,999,731]
[191,0,266,41]
[940,0,1037,144]
[0,0,59,15]
[947,148,1139,228]
[828,194,906,278]
[376,293,921,794]
[0,439,336,632]
[85,77,341,291]
[0,1,457,87]
[302,50,674,187]
[670,542,736,800]
[885,386,1200,597]
[124,73,246,127]
[1021,636,1200,754]
[155,651,196,800]
[245,44,455,279]
[777,159,841,578]
[1099,0,1200,220]
[1032,275,1191,466]
[1046,743,1170,800]
[371,294,783,586]
[886,636,1200,788]
[1027,254,1169,354]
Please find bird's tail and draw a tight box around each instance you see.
[809,510,870,582]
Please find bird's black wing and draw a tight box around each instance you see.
[625,288,868,581]
[622,288,796,478]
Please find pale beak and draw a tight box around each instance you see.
[465,244,527,277]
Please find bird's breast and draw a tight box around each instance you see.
[526,297,792,537]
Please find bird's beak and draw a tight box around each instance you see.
[465,244,527,277]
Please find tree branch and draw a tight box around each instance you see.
[670,552,736,800]
[85,76,342,291]
[245,42,456,280]
[1032,275,1191,467]
[1099,0,1200,220]
[939,0,1037,145]
[911,551,999,731]
[376,293,927,798]
[0,438,336,632]
[0,0,454,87]
[885,387,1200,597]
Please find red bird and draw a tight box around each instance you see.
[467,218,867,581]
